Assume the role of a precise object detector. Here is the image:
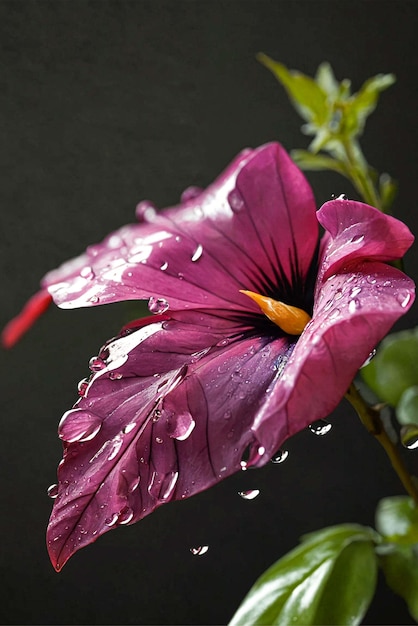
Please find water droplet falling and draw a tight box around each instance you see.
[190,545,209,556]
[271,449,289,464]
[309,419,332,436]
[148,297,169,314]
[238,489,260,500]
[47,483,59,498]
[191,244,203,262]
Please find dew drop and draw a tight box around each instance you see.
[228,189,244,212]
[118,506,134,525]
[155,437,163,444]
[58,409,102,443]
[350,287,362,297]
[327,308,340,320]
[190,545,209,556]
[123,422,137,434]
[148,296,169,314]
[47,483,59,499]
[334,288,343,301]
[336,193,348,200]
[129,476,140,493]
[109,371,123,380]
[361,349,377,368]
[181,186,203,202]
[167,411,196,441]
[348,298,361,314]
[349,234,365,244]
[178,272,184,280]
[77,378,89,397]
[397,292,412,308]
[88,295,100,304]
[217,338,231,347]
[238,489,260,500]
[136,200,157,222]
[401,425,418,450]
[80,265,95,279]
[88,356,106,372]
[160,261,169,271]
[309,419,332,436]
[107,435,123,461]
[366,275,377,285]
[223,409,232,420]
[191,244,203,262]
[105,513,119,527]
[148,470,178,501]
[271,449,289,464]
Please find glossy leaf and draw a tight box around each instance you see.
[362,328,418,406]
[376,496,418,545]
[396,386,418,427]
[379,545,418,622]
[229,524,378,626]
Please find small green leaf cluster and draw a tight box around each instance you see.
[258,55,397,212]
[362,327,418,450]
[229,497,418,625]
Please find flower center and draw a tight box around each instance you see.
[240,290,311,336]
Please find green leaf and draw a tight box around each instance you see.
[229,525,377,626]
[344,73,396,137]
[376,496,418,545]
[379,546,418,621]
[291,149,347,174]
[257,53,329,126]
[397,387,418,427]
[379,173,398,213]
[361,328,418,406]
[315,62,339,97]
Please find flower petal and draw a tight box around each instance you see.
[47,311,293,570]
[252,261,415,451]
[318,199,414,280]
[42,143,318,314]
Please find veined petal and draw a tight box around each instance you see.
[252,261,415,452]
[318,199,414,280]
[42,143,318,313]
[47,311,293,570]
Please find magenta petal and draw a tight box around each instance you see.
[47,312,293,570]
[318,199,414,280]
[41,143,318,313]
[253,261,415,447]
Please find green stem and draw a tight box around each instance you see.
[346,383,418,506]
[341,139,381,209]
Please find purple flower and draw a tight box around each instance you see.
[5,143,414,570]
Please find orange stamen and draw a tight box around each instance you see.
[240,290,311,335]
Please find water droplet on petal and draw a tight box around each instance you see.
[160,261,169,271]
[350,287,362,297]
[123,422,137,434]
[238,489,260,500]
[366,275,377,285]
[148,297,169,314]
[80,266,95,279]
[107,435,123,460]
[155,437,163,444]
[105,513,119,527]
[191,244,203,262]
[401,425,418,450]
[336,193,348,200]
[59,409,102,443]
[47,483,59,498]
[89,356,106,372]
[118,506,134,525]
[181,186,203,202]
[129,476,140,493]
[397,292,412,308]
[327,308,340,320]
[223,409,232,420]
[136,200,157,222]
[77,378,89,397]
[309,419,332,436]
[361,349,377,368]
[88,295,100,304]
[217,338,231,347]
[349,234,364,244]
[228,189,244,212]
[348,298,361,314]
[109,371,123,380]
[178,272,184,280]
[271,449,289,464]
[190,545,209,556]
[148,470,179,501]
[167,411,196,441]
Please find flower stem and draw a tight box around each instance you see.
[345,383,418,506]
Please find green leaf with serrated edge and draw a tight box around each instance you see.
[376,497,418,545]
[361,328,418,406]
[291,150,347,174]
[379,546,418,621]
[229,525,377,626]
[257,53,329,126]
[397,387,418,427]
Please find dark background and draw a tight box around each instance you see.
[1,1,418,624]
